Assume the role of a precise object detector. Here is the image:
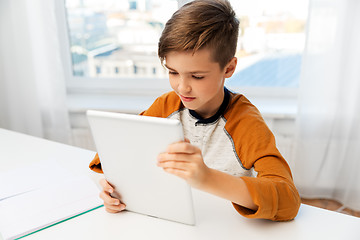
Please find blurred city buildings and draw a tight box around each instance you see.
[66,0,307,87]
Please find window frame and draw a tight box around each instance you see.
[56,0,299,116]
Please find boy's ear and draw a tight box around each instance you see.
[224,57,237,78]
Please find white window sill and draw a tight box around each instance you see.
[67,93,298,154]
[67,92,297,120]
[67,93,156,115]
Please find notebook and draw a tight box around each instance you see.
[86,110,196,225]
[0,160,102,240]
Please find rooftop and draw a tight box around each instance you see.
[226,53,302,88]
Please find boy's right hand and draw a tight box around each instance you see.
[99,178,126,213]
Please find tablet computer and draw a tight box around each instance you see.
[86,110,195,225]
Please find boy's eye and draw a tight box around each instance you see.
[192,75,204,80]
[168,71,178,75]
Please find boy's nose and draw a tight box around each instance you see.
[178,78,191,93]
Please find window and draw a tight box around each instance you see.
[62,0,308,100]
[64,0,177,96]
[227,0,308,93]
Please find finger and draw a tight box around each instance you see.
[99,191,121,205]
[104,202,126,213]
[166,141,200,154]
[100,191,127,211]
[158,151,201,163]
[99,178,114,193]
[105,208,120,213]
[163,167,190,180]
[157,160,190,171]
[158,153,190,162]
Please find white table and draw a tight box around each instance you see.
[1,128,359,240]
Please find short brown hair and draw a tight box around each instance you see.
[158,0,239,69]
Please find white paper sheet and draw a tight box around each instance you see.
[0,160,74,201]
[0,161,102,240]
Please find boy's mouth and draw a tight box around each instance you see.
[179,94,196,102]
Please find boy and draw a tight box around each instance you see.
[90,0,300,221]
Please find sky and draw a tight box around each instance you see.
[66,0,309,19]
[230,0,309,19]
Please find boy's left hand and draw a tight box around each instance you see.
[157,139,210,189]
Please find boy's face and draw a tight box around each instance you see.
[165,48,236,118]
